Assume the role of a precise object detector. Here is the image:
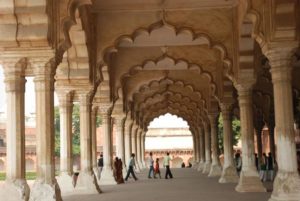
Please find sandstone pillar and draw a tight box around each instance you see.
[56,92,74,194]
[75,94,101,193]
[99,105,117,185]
[91,107,99,178]
[219,103,239,183]
[30,59,62,201]
[235,83,266,192]
[203,122,212,174]
[0,59,30,201]
[267,50,300,201]
[141,133,146,168]
[114,115,126,172]
[192,133,199,169]
[208,113,222,177]
[136,128,143,169]
[131,124,141,172]
[198,128,205,172]
[124,119,133,168]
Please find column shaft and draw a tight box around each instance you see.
[98,108,116,185]
[91,107,98,169]
[0,60,30,201]
[235,85,265,192]
[30,60,62,201]
[124,120,133,167]
[203,123,212,174]
[208,114,222,177]
[58,94,73,174]
[219,104,238,183]
[197,129,205,172]
[56,92,74,194]
[268,51,300,201]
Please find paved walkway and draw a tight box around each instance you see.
[64,168,271,201]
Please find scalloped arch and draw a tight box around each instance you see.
[129,77,207,112]
[121,55,217,100]
[138,91,201,115]
[57,0,92,64]
[102,20,232,67]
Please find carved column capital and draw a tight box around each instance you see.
[265,47,296,84]
[2,57,27,93]
[98,102,113,116]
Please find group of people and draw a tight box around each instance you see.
[256,152,275,182]
[233,151,276,182]
[147,152,173,179]
[96,152,175,183]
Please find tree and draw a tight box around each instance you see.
[217,114,241,154]
[54,104,102,157]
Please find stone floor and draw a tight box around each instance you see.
[64,168,272,201]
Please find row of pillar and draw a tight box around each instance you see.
[0,56,148,200]
[192,51,300,201]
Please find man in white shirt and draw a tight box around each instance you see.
[163,152,173,179]
[125,153,138,181]
[148,152,154,178]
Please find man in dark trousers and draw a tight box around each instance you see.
[98,154,103,180]
[125,153,138,181]
[148,152,154,178]
[163,152,173,179]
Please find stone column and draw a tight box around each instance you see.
[30,59,62,201]
[75,93,101,193]
[208,113,222,177]
[235,83,266,192]
[124,119,133,168]
[192,134,197,168]
[141,132,146,168]
[267,50,300,201]
[114,115,126,172]
[99,105,117,185]
[131,123,141,172]
[56,92,74,194]
[203,122,212,174]
[193,131,200,169]
[219,103,239,183]
[136,128,143,169]
[198,128,205,172]
[91,107,99,178]
[0,59,30,201]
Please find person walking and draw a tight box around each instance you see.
[235,152,242,176]
[97,154,104,180]
[154,158,162,179]
[125,153,138,181]
[259,153,267,182]
[148,152,154,178]
[267,152,274,181]
[163,152,173,179]
[114,158,124,184]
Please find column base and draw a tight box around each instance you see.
[235,171,266,192]
[219,165,239,183]
[197,162,205,172]
[99,168,117,185]
[135,162,141,173]
[0,179,30,201]
[192,162,198,169]
[30,179,62,201]
[138,162,144,170]
[268,171,300,201]
[93,167,100,181]
[56,172,74,195]
[142,161,146,168]
[202,162,211,174]
[75,171,102,194]
[208,164,222,177]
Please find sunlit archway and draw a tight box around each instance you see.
[145,113,193,168]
